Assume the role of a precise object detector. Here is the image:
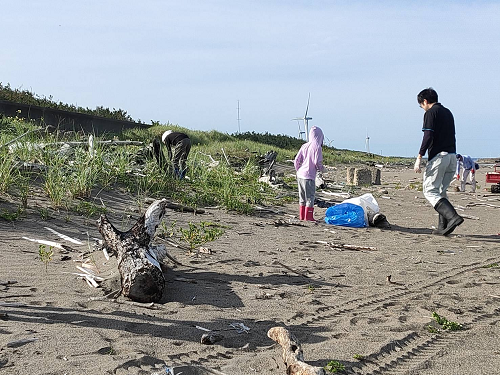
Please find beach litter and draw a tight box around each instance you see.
[229,322,250,334]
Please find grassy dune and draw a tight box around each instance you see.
[0,114,410,220]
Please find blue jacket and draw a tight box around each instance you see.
[456,155,474,174]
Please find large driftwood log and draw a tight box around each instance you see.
[97,199,168,303]
[268,327,326,375]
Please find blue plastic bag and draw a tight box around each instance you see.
[324,203,366,228]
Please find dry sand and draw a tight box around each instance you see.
[0,164,499,375]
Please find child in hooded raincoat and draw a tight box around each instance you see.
[294,126,325,221]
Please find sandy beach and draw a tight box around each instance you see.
[1,163,499,375]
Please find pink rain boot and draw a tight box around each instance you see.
[299,205,306,220]
[305,207,316,222]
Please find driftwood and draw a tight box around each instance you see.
[13,161,48,173]
[97,199,168,303]
[467,202,500,209]
[7,338,39,348]
[221,147,231,166]
[317,240,377,251]
[7,139,143,153]
[272,260,309,278]
[461,214,480,220]
[144,198,205,214]
[0,125,54,149]
[268,327,326,375]
[36,139,144,147]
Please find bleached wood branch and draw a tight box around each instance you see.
[272,261,309,278]
[0,125,53,149]
[221,147,231,165]
[44,227,83,244]
[466,202,500,209]
[317,240,377,251]
[268,327,326,375]
[8,139,143,152]
[461,214,480,220]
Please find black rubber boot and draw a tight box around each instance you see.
[433,198,464,236]
[437,214,448,230]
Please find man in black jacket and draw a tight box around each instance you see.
[160,130,191,179]
[414,88,463,235]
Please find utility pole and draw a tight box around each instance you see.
[237,100,241,134]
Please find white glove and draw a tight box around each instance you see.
[414,157,422,173]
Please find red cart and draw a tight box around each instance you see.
[486,164,500,193]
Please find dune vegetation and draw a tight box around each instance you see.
[0,105,410,222]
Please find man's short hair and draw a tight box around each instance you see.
[417,88,438,104]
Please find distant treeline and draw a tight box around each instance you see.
[232,131,305,150]
[0,82,137,123]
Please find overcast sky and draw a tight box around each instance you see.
[2,1,499,157]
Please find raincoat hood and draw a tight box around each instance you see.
[309,126,324,146]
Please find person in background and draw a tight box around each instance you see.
[294,126,325,221]
[414,88,463,235]
[161,130,191,179]
[456,154,477,193]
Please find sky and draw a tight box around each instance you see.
[2,0,499,157]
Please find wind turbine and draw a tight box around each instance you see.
[295,119,305,140]
[365,130,370,154]
[293,93,312,141]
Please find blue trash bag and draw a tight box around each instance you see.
[324,203,366,228]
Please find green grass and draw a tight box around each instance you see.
[178,221,225,252]
[325,360,345,373]
[38,244,54,272]
[483,262,499,268]
[73,200,107,217]
[0,207,24,221]
[432,312,463,331]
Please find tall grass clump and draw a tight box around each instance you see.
[98,146,133,187]
[0,150,17,195]
[68,148,101,199]
[0,115,40,198]
[184,156,274,214]
[42,153,69,207]
[126,161,178,199]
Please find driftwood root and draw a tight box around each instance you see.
[267,327,325,375]
[97,199,168,303]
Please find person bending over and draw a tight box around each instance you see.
[456,154,477,193]
[161,130,191,179]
